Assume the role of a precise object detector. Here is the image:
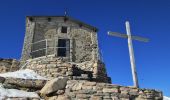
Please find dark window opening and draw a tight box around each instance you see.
[61,26,67,33]
[79,24,83,27]
[64,17,68,22]
[57,39,70,57]
[29,17,34,22]
[47,18,51,22]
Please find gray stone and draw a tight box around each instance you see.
[72,82,83,91]
[103,95,111,99]
[77,89,97,94]
[67,92,76,98]
[4,78,47,89]
[3,83,19,89]
[103,88,119,93]
[0,77,5,83]
[48,95,70,100]
[84,82,96,86]
[90,96,102,100]
[111,96,119,100]
[82,85,93,90]
[40,77,68,95]
[119,93,129,98]
[76,94,91,99]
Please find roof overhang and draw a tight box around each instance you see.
[26,16,98,32]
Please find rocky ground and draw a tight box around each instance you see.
[0,69,163,100]
[0,59,163,100]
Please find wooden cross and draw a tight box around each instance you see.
[108,21,149,88]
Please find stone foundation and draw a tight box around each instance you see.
[0,57,163,99]
[63,80,163,100]
[0,76,163,100]
[24,55,111,83]
[22,55,163,100]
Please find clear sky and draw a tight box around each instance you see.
[0,0,169,96]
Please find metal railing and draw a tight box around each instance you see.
[30,39,102,62]
[30,39,70,58]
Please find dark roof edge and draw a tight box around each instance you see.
[26,16,98,32]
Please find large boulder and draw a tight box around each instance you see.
[3,78,47,89]
[40,77,68,95]
[0,69,47,89]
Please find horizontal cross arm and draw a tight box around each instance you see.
[108,31,128,38]
[108,31,149,42]
[131,36,149,42]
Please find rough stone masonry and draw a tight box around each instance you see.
[21,16,111,83]
[0,16,163,100]
[21,16,99,63]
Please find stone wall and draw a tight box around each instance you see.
[0,74,163,100]
[24,55,111,83]
[21,16,99,63]
[21,18,35,61]
[63,80,163,100]
[0,58,20,73]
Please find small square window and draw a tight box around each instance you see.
[61,26,67,33]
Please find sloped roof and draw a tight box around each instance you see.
[26,16,98,32]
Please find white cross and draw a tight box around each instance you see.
[108,21,149,88]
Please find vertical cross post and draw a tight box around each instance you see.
[108,21,149,88]
[126,21,139,88]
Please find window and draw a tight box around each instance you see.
[57,39,70,57]
[61,26,67,33]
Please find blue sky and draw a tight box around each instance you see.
[0,0,170,96]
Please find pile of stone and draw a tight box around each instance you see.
[0,58,163,100]
[0,74,68,100]
[0,69,47,99]
[39,78,162,100]
[0,58,20,73]
[0,72,163,100]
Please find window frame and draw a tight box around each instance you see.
[57,39,70,57]
[61,26,67,33]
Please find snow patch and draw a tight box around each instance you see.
[0,69,47,80]
[164,96,170,100]
[0,87,39,99]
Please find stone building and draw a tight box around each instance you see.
[21,16,111,83]
[21,16,99,62]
